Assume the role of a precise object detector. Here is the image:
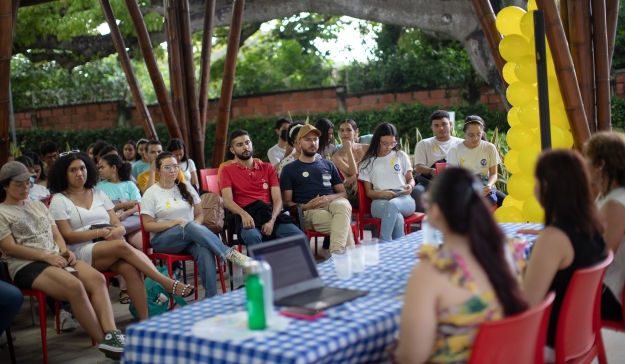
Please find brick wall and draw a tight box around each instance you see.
[14,101,121,130]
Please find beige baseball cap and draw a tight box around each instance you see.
[296,124,322,141]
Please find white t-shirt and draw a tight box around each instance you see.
[267,144,293,165]
[179,159,197,184]
[29,184,50,201]
[140,182,201,239]
[0,201,59,280]
[598,187,625,304]
[49,188,115,253]
[358,150,413,192]
[413,137,464,167]
[447,141,500,179]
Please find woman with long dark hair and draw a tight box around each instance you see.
[122,140,137,164]
[141,152,250,298]
[358,122,415,241]
[15,155,50,201]
[48,152,195,320]
[166,138,199,191]
[26,152,47,188]
[131,139,150,178]
[395,168,528,363]
[332,119,369,207]
[315,118,336,160]
[523,149,606,360]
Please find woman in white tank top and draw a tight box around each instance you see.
[584,132,625,321]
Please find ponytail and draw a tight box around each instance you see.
[177,180,194,208]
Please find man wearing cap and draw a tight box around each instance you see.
[280,125,354,258]
[221,130,304,247]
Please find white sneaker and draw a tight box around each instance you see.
[318,249,332,260]
[56,310,80,332]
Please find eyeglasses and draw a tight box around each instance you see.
[13,177,35,189]
[161,165,180,171]
[60,150,80,157]
[380,141,398,148]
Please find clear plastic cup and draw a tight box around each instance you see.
[361,238,380,266]
[347,245,366,273]
[332,251,352,280]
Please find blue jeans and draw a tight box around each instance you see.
[371,195,416,241]
[151,222,231,298]
[0,280,23,332]
[237,221,306,247]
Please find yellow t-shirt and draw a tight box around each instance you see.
[137,169,186,192]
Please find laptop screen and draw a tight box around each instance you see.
[249,236,319,290]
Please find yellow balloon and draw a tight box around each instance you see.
[500,35,530,62]
[496,7,527,36]
[508,173,535,201]
[495,206,526,223]
[506,81,537,106]
[518,99,540,128]
[503,196,525,210]
[548,76,563,106]
[507,125,535,151]
[528,0,538,11]
[518,145,541,175]
[503,62,519,84]
[533,124,566,149]
[523,196,544,223]
[514,54,537,84]
[504,149,522,175]
[550,106,570,130]
[520,11,535,39]
[562,129,574,148]
[508,106,521,127]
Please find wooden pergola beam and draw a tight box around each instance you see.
[0,0,14,166]
[199,0,216,132]
[593,0,612,131]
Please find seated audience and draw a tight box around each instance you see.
[315,118,336,159]
[411,110,463,212]
[280,125,354,258]
[91,141,110,164]
[40,140,59,176]
[137,140,186,193]
[583,132,625,321]
[335,133,373,151]
[99,145,118,157]
[267,117,293,166]
[394,167,528,363]
[167,138,199,191]
[447,116,504,206]
[48,152,194,321]
[86,143,95,161]
[15,156,50,201]
[122,140,137,165]
[221,130,305,247]
[277,122,322,177]
[0,161,125,359]
[333,119,369,207]
[522,149,607,360]
[26,152,48,188]
[141,152,250,298]
[358,122,415,241]
[131,139,150,178]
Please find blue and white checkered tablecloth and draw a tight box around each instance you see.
[122,223,542,364]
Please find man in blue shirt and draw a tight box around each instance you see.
[280,125,354,258]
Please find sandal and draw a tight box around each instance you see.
[119,291,131,304]
[171,280,196,298]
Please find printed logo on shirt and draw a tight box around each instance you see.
[394,164,401,173]
[480,159,487,167]
[322,174,331,187]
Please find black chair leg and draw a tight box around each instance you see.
[5,327,16,364]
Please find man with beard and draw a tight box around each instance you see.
[280,125,354,259]
[221,130,304,247]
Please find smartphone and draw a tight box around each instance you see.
[63,266,78,275]
[279,306,326,321]
[90,223,115,230]
[390,189,410,196]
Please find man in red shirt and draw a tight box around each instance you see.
[220,130,305,247]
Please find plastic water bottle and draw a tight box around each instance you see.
[421,216,440,247]
[258,260,275,322]
[245,261,266,330]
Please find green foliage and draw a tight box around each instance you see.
[611,3,625,69]
[271,13,350,56]
[610,97,625,131]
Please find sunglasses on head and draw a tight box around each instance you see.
[60,150,81,157]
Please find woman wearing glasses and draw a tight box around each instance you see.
[358,122,416,241]
[0,162,125,359]
[48,152,196,321]
[141,152,250,299]
[447,116,504,206]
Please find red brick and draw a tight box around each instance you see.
[617,83,624,95]
[421,99,439,106]
[283,102,299,111]
[299,101,315,110]
[231,108,240,119]
[347,106,356,113]
[489,103,498,111]
[488,94,502,103]
[361,95,378,106]
[380,94,395,104]
[374,103,387,110]
[72,114,85,123]
[59,115,71,124]
[48,117,60,125]
[100,103,114,111]
[292,92,307,101]
[448,89,459,97]
[51,108,63,117]
[20,119,32,128]
[239,106,254,116]
[96,111,110,120]
[206,110,218,122]
[247,97,261,105]
[346,97,360,106]
[261,95,276,104]
[396,92,413,103]
[76,105,89,114]
[101,120,114,128]
[436,99,452,107]
[322,89,337,98]
[253,105,269,115]
[232,98,247,108]
[306,90,323,100]
[40,109,52,117]
[616,73,625,83]
[83,112,96,121]
[414,91,430,101]
[275,93,291,102]
[269,104,284,114]
[87,104,100,112]
[480,95,489,104]
[352,105,371,111]
[88,121,101,129]
[430,89,446,99]
[328,99,338,109]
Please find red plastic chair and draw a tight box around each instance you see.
[199,168,218,190]
[356,179,424,237]
[601,280,625,332]
[468,292,555,364]
[554,251,613,364]
[205,175,221,196]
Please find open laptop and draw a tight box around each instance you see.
[248,235,368,310]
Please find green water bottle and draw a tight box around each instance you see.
[245,261,266,330]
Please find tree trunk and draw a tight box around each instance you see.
[199,0,216,133]
[536,0,590,148]
[0,0,13,167]
[124,0,183,141]
[100,0,158,140]
[179,0,205,168]
[212,0,245,168]
[592,0,611,131]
